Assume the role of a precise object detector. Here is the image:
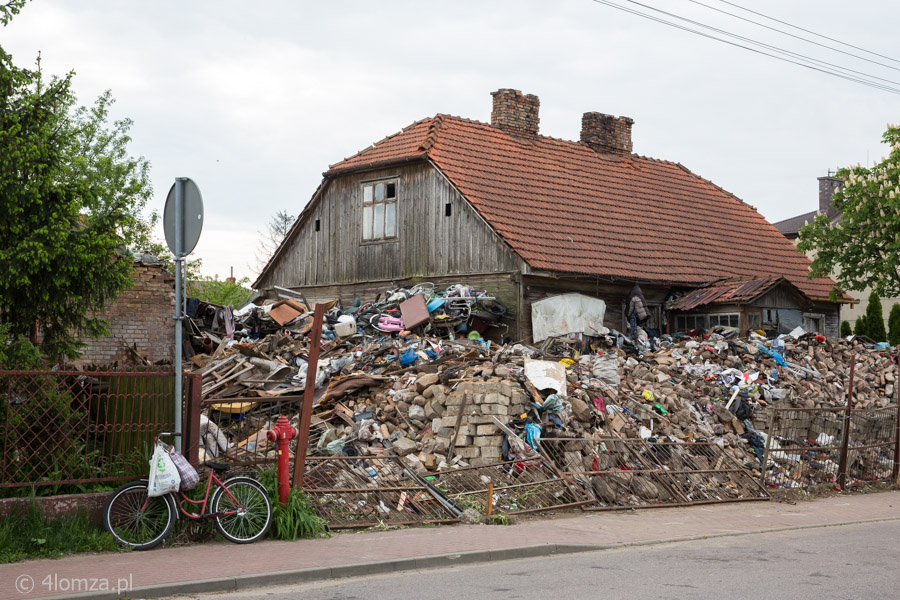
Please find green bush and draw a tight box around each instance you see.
[889,304,900,346]
[865,292,888,342]
[258,468,329,540]
[840,320,852,336]
[0,501,117,563]
[854,317,867,337]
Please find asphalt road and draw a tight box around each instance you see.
[176,521,900,600]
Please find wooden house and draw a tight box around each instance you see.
[254,89,848,339]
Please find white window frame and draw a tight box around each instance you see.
[361,178,398,242]
[675,312,740,331]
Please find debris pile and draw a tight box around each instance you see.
[183,283,898,500]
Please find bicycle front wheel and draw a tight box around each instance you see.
[211,476,272,544]
[103,480,176,550]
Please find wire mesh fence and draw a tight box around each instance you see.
[540,437,770,509]
[302,455,459,528]
[761,405,898,490]
[195,396,350,473]
[0,368,178,493]
[428,456,595,515]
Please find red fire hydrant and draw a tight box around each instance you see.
[266,415,298,504]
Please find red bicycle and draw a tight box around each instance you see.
[102,434,272,550]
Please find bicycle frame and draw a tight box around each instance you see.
[176,470,244,519]
[139,470,245,520]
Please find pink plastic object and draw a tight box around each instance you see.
[378,316,405,332]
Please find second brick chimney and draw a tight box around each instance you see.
[580,112,634,155]
[491,89,540,137]
[818,175,841,220]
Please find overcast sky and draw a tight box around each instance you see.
[4,1,899,282]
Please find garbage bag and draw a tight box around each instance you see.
[148,443,181,497]
[170,449,200,491]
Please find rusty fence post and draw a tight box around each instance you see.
[893,346,900,483]
[838,356,856,490]
[293,303,325,489]
[183,373,202,467]
[760,408,776,489]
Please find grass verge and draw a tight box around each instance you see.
[0,501,118,563]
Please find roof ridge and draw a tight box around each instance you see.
[328,116,434,169]
[417,114,444,152]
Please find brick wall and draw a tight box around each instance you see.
[580,111,634,155]
[491,88,540,137]
[76,262,175,365]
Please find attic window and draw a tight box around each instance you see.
[362,179,398,241]
[445,203,452,217]
[315,219,321,232]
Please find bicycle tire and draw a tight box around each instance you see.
[102,480,176,550]
[210,476,272,544]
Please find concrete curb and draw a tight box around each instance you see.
[51,516,900,600]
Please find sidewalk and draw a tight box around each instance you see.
[2,492,898,600]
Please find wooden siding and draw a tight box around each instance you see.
[258,163,523,290]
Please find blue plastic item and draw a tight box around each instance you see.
[756,343,785,366]
[426,298,446,313]
[400,348,418,366]
[524,423,542,450]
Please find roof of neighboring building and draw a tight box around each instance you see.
[667,276,805,311]
[772,210,818,239]
[261,114,844,301]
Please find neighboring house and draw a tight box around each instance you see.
[255,89,847,339]
[74,254,175,365]
[774,176,892,332]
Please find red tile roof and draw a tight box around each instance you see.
[327,115,841,301]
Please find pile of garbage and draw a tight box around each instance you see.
[182,284,898,490]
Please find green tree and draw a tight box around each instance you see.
[798,124,900,298]
[61,90,156,250]
[888,304,900,345]
[853,317,867,337]
[865,292,887,342]
[187,275,254,307]
[840,320,852,337]
[0,6,149,360]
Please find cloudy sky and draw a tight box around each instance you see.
[4,1,899,282]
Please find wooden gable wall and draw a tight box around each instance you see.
[257,162,524,290]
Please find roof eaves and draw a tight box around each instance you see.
[252,179,328,290]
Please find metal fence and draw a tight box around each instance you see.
[762,405,899,490]
[540,437,770,509]
[429,456,596,515]
[193,395,345,473]
[0,368,199,494]
[302,455,460,528]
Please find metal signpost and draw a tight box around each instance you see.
[163,177,204,452]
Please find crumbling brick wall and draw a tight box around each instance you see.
[75,260,175,365]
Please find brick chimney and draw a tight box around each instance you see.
[818,175,841,220]
[580,112,634,155]
[491,89,540,137]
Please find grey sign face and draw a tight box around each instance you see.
[163,178,204,256]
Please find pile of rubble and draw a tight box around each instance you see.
[182,283,898,495]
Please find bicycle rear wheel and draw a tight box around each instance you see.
[103,480,176,550]
[211,476,272,544]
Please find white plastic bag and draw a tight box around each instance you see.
[147,443,181,498]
